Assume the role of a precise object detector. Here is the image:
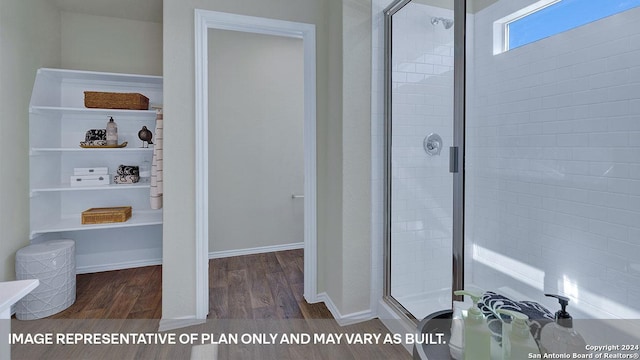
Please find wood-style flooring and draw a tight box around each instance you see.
[208,250,333,320]
[11,250,411,359]
[49,264,163,319]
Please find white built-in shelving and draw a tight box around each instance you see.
[29,68,163,273]
[30,211,163,239]
[30,106,158,117]
[32,183,151,194]
[31,148,154,153]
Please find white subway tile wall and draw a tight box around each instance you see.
[466,1,640,317]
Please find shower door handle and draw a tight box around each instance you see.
[449,146,459,173]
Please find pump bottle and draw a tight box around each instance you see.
[496,309,541,359]
[454,290,492,360]
[539,294,587,356]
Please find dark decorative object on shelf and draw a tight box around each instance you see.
[138,126,153,148]
[80,129,107,146]
[85,129,106,141]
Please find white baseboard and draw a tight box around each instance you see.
[208,242,303,259]
[316,292,376,326]
[76,258,162,274]
[158,316,206,332]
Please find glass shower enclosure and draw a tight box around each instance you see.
[383,0,465,321]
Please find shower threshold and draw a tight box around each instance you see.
[395,287,452,321]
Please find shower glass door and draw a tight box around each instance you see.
[384,0,459,320]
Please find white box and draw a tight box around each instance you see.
[73,167,108,176]
[70,174,110,187]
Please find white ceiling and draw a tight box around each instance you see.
[54,0,497,24]
[55,0,163,23]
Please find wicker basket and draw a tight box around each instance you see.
[81,206,132,224]
[84,91,149,110]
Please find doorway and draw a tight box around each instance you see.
[208,29,304,256]
[194,10,318,319]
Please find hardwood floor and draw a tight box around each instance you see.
[12,250,411,359]
[208,250,333,321]
[49,265,163,320]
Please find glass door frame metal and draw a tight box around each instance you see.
[382,0,466,323]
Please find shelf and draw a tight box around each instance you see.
[37,68,162,86]
[30,210,163,239]
[29,68,163,272]
[31,183,151,196]
[31,147,154,153]
[30,106,157,118]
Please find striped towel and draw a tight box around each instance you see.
[479,291,554,346]
[150,108,163,209]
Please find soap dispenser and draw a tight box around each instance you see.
[496,309,541,359]
[539,294,587,356]
[454,290,492,360]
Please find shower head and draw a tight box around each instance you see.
[430,17,454,29]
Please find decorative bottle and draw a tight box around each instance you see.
[454,290,492,360]
[496,309,541,359]
[106,116,118,146]
[539,294,587,356]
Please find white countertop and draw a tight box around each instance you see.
[0,279,39,318]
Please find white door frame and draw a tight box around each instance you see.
[194,9,318,319]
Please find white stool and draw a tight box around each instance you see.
[15,239,76,320]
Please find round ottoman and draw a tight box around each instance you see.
[15,239,76,320]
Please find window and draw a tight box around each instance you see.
[494,0,640,54]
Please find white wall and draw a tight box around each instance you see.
[467,1,640,318]
[61,11,162,76]
[323,0,345,314]
[0,0,61,281]
[208,29,304,252]
[341,0,372,316]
